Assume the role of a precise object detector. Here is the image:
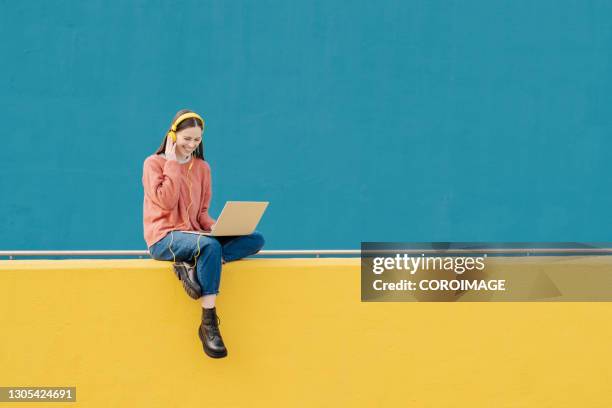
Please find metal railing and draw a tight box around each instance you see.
[0,249,360,260]
[2,247,612,260]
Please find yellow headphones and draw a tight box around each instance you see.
[167,112,205,142]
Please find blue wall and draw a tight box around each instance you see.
[2,1,612,250]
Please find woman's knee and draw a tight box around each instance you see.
[250,231,265,251]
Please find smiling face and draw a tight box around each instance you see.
[174,126,203,159]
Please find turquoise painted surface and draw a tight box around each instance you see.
[2,1,612,250]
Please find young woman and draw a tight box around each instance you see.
[142,109,265,359]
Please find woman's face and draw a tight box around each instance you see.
[174,126,203,158]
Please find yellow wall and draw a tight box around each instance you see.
[1,258,611,407]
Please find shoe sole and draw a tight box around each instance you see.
[173,263,202,300]
[198,326,228,358]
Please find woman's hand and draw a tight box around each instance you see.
[202,223,216,233]
[164,135,178,161]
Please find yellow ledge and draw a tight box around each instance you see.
[0,258,611,407]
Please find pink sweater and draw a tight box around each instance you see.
[142,154,216,248]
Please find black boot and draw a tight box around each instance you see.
[172,262,202,300]
[199,307,228,358]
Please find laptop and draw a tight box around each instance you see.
[180,201,269,237]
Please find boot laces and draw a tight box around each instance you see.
[204,315,221,336]
[212,316,221,335]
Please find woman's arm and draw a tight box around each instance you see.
[142,158,182,210]
[198,162,216,230]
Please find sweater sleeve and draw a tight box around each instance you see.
[198,162,216,230]
[142,157,182,210]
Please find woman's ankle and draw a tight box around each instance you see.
[201,294,216,309]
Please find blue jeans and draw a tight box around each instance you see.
[148,231,265,296]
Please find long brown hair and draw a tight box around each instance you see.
[154,109,205,160]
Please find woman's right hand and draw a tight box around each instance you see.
[164,135,178,161]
